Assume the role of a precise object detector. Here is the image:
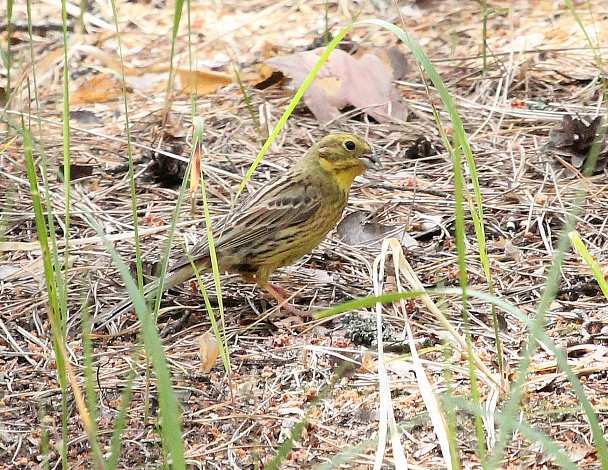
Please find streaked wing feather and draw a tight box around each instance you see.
[172,174,324,269]
[214,189,323,254]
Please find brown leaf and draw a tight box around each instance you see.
[360,353,377,373]
[70,74,126,104]
[78,45,143,76]
[248,63,281,89]
[175,69,234,95]
[58,163,94,181]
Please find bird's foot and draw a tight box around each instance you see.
[264,283,311,318]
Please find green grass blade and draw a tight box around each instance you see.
[190,118,231,376]
[60,0,72,334]
[107,349,141,469]
[81,211,186,469]
[107,0,144,294]
[235,25,356,198]
[22,122,69,469]
[569,231,608,299]
[81,306,103,470]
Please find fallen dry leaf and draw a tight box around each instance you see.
[198,332,220,373]
[248,41,281,88]
[77,46,235,96]
[175,69,234,95]
[266,47,407,123]
[69,110,102,125]
[78,45,143,77]
[360,353,377,373]
[375,46,409,80]
[336,211,417,248]
[0,264,20,280]
[71,74,126,104]
[247,63,281,89]
[59,163,94,181]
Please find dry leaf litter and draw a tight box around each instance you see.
[2,1,608,468]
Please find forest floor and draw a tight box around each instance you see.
[2,1,608,468]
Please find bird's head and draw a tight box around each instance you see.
[310,133,381,190]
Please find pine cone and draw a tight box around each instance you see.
[544,115,608,174]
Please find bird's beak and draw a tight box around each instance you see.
[361,150,382,170]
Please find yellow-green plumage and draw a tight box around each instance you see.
[104,133,379,321]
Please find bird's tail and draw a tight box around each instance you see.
[95,262,204,329]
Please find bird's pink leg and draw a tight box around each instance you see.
[264,283,311,318]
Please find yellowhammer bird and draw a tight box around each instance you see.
[103,133,380,323]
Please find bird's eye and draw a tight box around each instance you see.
[344,140,356,151]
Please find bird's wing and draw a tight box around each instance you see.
[173,174,325,268]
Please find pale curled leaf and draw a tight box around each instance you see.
[198,332,220,373]
[266,47,406,123]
